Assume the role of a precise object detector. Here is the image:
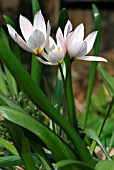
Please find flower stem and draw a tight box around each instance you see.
[65,56,78,130]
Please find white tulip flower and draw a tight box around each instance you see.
[7,10,50,56]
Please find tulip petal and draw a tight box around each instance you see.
[84,31,97,54]
[7,24,33,53]
[76,41,87,57]
[56,27,64,43]
[42,51,59,65]
[72,23,84,43]
[64,20,72,39]
[45,36,56,53]
[45,20,51,44]
[28,29,45,51]
[33,10,46,39]
[19,15,33,41]
[67,40,83,57]
[78,56,107,62]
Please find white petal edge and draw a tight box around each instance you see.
[7,24,33,53]
[78,56,107,62]
[84,31,98,54]
[64,20,72,40]
[19,15,33,41]
[37,57,52,65]
[33,10,46,39]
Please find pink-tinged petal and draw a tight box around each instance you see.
[64,20,72,39]
[76,41,87,57]
[7,24,33,53]
[56,27,64,43]
[28,29,45,51]
[72,23,84,43]
[78,56,107,62]
[84,31,97,54]
[19,15,33,41]
[67,40,83,57]
[37,57,52,65]
[33,10,46,38]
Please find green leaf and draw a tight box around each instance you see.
[83,4,101,129]
[0,107,78,167]
[53,62,65,111]
[55,159,94,170]
[58,8,69,32]
[65,55,77,129]
[0,155,40,167]
[29,139,54,170]
[5,120,37,170]
[0,137,18,155]
[4,65,18,96]
[0,155,22,167]
[98,64,114,97]
[0,94,26,113]
[84,129,111,160]
[90,95,114,157]
[4,15,21,61]
[0,26,18,96]
[31,0,40,16]
[0,66,8,95]
[0,26,9,48]
[95,159,114,170]
[4,15,16,28]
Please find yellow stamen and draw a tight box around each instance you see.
[26,40,29,42]
[33,48,43,55]
[58,46,61,52]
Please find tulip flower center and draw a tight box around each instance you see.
[34,48,43,55]
[57,46,61,52]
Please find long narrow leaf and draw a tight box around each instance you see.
[0,94,26,113]
[5,120,37,170]
[4,65,18,96]
[0,155,40,167]
[95,159,114,170]
[29,139,54,170]
[84,129,111,160]
[98,64,114,97]
[0,26,18,96]
[56,159,94,170]
[4,15,21,61]
[0,137,18,155]
[83,4,101,129]
[90,95,114,156]
[0,107,77,164]
[0,66,8,95]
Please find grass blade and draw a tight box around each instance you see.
[0,66,8,95]
[83,4,101,129]
[0,137,18,155]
